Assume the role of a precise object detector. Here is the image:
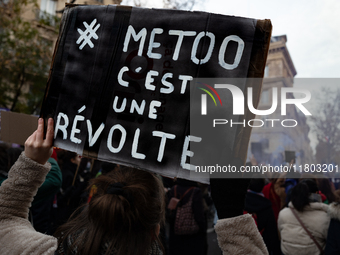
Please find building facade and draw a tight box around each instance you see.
[248,35,314,166]
[26,0,123,43]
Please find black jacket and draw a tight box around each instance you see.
[245,191,281,255]
[325,202,340,255]
[167,183,207,255]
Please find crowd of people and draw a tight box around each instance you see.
[0,118,339,255]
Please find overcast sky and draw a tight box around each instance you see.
[202,0,340,78]
[122,0,340,78]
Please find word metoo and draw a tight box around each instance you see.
[117,25,245,96]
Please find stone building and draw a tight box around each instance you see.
[42,0,122,24]
[6,0,122,47]
[248,35,314,166]
[26,0,122,43]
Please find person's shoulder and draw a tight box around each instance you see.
[277,206,293,222]
[278,206,290,215]
[48,157,59,169]
[308,202,329,213]
[328,202,340,221]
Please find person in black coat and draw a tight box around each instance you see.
[53,151,88,230]
[244,176,281,255]
[325,201,340,254]
[167,178,207,255]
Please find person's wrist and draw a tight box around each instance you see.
[24,151,48,165]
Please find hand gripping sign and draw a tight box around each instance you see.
[40,4,272,183]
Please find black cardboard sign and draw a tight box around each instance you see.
[41,5,271,181]
[285,150,296,163]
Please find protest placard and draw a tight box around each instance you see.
[41,4,272,182]
[0,111,38,145]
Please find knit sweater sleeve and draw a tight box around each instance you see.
[215,214,269,255]
[0,152,58,255]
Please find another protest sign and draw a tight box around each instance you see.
[0,111,38,145]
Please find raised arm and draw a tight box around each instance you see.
[0,118,58,255]
[210,171,269,255]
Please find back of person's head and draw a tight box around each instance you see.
[334,189,340,202]
[316,178,337,203]
[291,179,318,212]
[249,174,265,193]
[57,150,78,168]
[55,165,165,255]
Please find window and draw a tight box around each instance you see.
[40,0,56,16]
[39,0,57,26]
[264,65,269,77]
